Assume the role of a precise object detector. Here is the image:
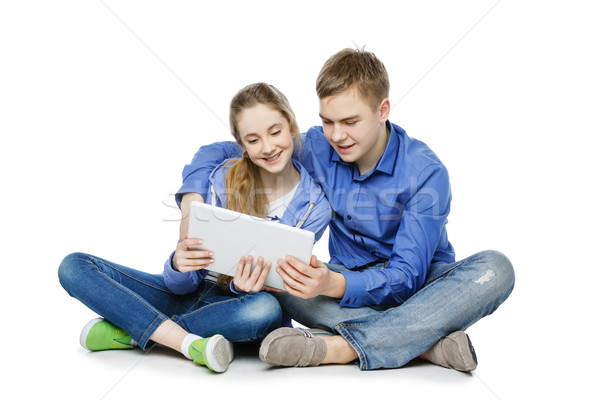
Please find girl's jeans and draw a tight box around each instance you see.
[58,252,283,350]
[273,250,515,370]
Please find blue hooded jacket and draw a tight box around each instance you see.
[163,157,332,295]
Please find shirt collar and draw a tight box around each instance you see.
[374,121,400,175]
[331,121,400,176]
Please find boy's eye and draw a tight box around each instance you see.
[322,120,333,125]
[346,121,357,126]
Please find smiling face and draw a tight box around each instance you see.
[319,88,390,175]
[236,103,295,178]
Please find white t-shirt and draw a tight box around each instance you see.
[267,181,300,221]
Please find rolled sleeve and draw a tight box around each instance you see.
[175,165,212,207]
[175,141,242,207]
[229,279,242,295]
[162,251,203,295]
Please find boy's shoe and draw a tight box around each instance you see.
[188,334,231,373]
[80,317,134,351]
[259,327,329,367]
[423,331,478,372]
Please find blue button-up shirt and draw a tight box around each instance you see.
[176,122,455,308]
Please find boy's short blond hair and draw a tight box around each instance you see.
[316,48,389,110]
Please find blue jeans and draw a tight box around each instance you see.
[272,250,515,370]
[58,252,283,350]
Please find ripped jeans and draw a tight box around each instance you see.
[273,250,515,370]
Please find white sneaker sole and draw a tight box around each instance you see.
[205,334,231,373]
[228,340,234,362]
[80,317,104,351]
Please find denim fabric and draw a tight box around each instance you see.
[58,252,283,350]
[272,250,515,370]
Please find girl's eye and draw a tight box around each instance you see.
[247,139,258,144]
[271,130,281,136]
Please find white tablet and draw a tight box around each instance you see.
[187,201,315,291]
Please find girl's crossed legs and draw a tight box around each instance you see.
[58,252,282,370]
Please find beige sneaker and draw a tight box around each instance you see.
[259,327,329,367]
[423,331,478,372]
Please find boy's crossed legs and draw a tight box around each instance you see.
[263,250,515,371]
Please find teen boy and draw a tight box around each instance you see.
[174,49,515,371]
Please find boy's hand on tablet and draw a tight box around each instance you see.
[277,255,346,299]
[233,256,272,293]
[172,236,215,273]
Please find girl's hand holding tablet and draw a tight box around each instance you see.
[232,256,272,293]
[172,236,215,273]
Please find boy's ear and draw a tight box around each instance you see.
[379,98,391,122]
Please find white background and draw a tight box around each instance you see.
[1,1,598,399]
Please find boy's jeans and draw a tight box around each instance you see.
[58,252,283,349]
[273,250,515,370]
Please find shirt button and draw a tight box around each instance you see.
[347,215,352,220]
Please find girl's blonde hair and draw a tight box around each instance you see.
[224,82,300,218]
[217,83,300,290]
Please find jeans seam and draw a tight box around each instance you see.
[86,256,168,343]
[179,295,243,320]
[335,323,368,370]
[338,308,388,329]
[425,257,469,284]
[139,314,169,348]
[337,310,394,371]
[92,256,173,294]
[398,261,466,313]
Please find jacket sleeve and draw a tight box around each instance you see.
[175,141,242,207]
[338,164,452,308]
[162,250,207,295]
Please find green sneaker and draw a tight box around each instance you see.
[188,334,231,373]
[80,317,134,351]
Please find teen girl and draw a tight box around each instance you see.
[58,83,331,373]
